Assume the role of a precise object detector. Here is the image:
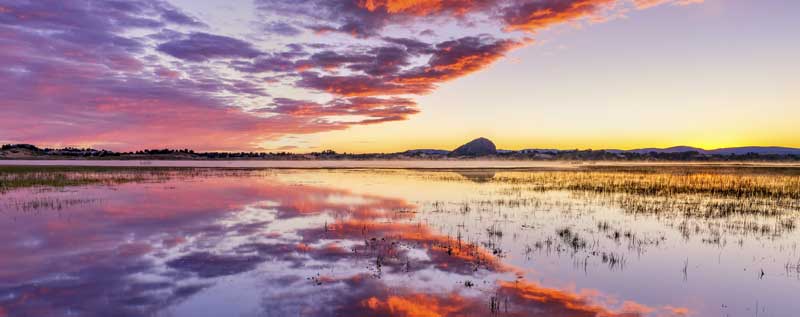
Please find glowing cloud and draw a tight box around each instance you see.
[0,0,704,150]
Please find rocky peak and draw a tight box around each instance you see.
[450,137,497,157]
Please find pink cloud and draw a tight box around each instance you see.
[0,0,704,150]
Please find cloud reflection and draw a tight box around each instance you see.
[0,170,689,316]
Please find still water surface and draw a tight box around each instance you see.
[0,168,798,316]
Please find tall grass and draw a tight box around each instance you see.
[0,166,279,192]
[496,172,800,199]
[0,166,179,192]
[428,166,800,200]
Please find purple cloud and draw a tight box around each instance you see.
[263,21,303,36]
[267,97,419,125]
[157,32,263,62]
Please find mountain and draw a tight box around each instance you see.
[450,137,497,157]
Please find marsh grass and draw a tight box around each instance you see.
[428,165,800,199]
[0,166,263,192]
[419,166,800,247]
[0,166,174,192]
[492,171,800,200]
[0,172,141,191]
[423,166,800,225]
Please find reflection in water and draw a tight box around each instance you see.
[0,169,798,316]
[455,170,496,183]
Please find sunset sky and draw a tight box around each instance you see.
[1,0,797,152]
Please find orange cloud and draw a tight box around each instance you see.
[346,279,692,317]
[357,0,482,16]
[497,280,691,317]
[362,294,466,317]
[502,0,617,32]
[398,36,523,84]
[313,219,506,273]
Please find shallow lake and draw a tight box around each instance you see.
[1,167,798,316]
[3,159,799,169]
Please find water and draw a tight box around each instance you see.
[0,168,798,316]
[3,160,798,169]
[0,160,582,169]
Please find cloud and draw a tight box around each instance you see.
[398,35,522,84]
[263,21,304,36]
[1,0,704,150]
[234,55,299,73]
[157,32,263,61]
[257,0,627,35]
[382,37,435,55]
[292,35,519,97]
[268,97,419,125]
[501,0,617,32]
[0,0,187,31]
[160,8,206,27]
[347,45,413,76]
[298,50,375,70]
[296,72,434,96]
[0,42,339,150]
[633,0,704,9]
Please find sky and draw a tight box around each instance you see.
[0,0,797,153]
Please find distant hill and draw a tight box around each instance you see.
[706,146,800,155]
[614,146,705,154]
[0,144,43,159]
[402,149,450,156]
[618,146,800,156]
[520,148,563,153]
[450,137,497,157]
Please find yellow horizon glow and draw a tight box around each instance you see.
[295,126,800,154]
